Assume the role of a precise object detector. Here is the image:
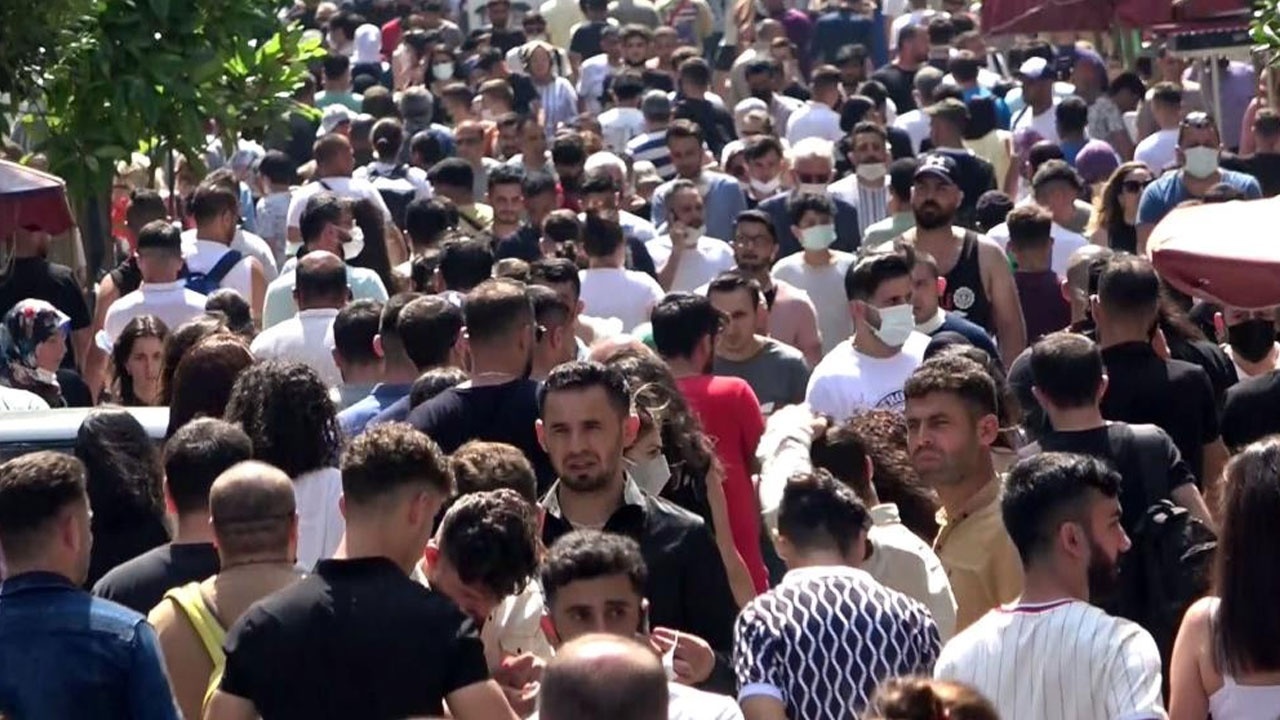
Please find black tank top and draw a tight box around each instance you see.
[941,231,995,333]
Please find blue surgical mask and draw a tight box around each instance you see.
[871,303,916,347]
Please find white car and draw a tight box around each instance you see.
[0,407,169,460]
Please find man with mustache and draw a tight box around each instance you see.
[934,452,1166,720]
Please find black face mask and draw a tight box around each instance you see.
[1228,319,1277,364]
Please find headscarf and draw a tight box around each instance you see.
[0,299,69,407]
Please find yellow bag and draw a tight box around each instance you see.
[163,582,226,715]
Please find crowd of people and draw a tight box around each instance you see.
[4,0,1280,718]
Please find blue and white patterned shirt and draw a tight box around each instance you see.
[733,565,941,720]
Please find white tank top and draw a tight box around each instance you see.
[1208,599,1280,720]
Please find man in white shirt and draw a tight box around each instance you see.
[1133,82,1183,174]
[186,182,268,323]
[806,251,930,420]
[647,180,735,292]
[102,221,207,349]
[1011,57,1062,145]
[934,452,1166,720]
[829,122,893,238]
[578,212,665,332]
[893,67,945,154]
[785,66,844,145]
[985,161,1088,276]
[599,72,648,154]
[577,25,624,116]
[186,168,279,282]
[771,193,857,355]
[534,530,743,720]
[250,251,347,387]
[285,133,399,253]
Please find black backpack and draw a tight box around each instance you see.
[1112,424,1217,668]
[366,164,416,231]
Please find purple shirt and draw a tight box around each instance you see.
[1016,270,1071,342]
[770,9,814,73]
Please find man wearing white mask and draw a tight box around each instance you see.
[647,181,735,292]
[829,121,892,238]
[760,137,861,259]
[805,250,930,420]
[771,193,857,355]
[648,120,746,245]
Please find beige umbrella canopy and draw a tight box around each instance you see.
[1149,197,1280,310]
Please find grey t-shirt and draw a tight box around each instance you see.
[714,337,811,413]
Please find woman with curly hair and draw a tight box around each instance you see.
[602,345,758,606]
[224,361,345,570]
[109,314,169,406]
[75,408,169,586]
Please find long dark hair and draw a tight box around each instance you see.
[224,361,341,478]
[74,408,165,527]
[111,315,170,406]
[166,334,255,438]
[1089,161,1150,253]
[349,197,396,292]
[161,315,229,405]
[1214,437,1280,675]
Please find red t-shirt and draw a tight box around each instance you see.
[676,374,768,592]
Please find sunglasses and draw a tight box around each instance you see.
[1121,178,1151,194]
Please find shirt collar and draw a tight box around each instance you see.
[297,308,341,320]
[780,565,869,584]
[139,280,185,292]
[868,502,902,527]
[917,308,946,335]
[542,474,647,522]
[0,571,77,595]
[937,476,1002,527]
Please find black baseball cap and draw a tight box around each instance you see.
[914,153,960,186]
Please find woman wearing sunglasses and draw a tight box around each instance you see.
[1087,161,1153,254]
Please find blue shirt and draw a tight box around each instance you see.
[649,171,748,246]
[1137,169,1263,228]
[810,8,887,69]
[962,86,1012,130]
[339,382,413,436]
[0,572,179,719]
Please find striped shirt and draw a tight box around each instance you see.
[734,566,941,720]
[627,130,676,181]
[934,599,1167,720]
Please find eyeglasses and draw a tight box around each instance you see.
[1121,178,1152,194]
[732,232,772,247]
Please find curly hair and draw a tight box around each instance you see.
[840,410,941,543]
[868,677,999,720]
[224,361,341,479]
[437,488,540,599]
[451,441,538,504]
[111,314,169,406]
[341,422,452,504]
[74,408,165,527]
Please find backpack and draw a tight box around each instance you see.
[163,582,226,715]
[366,164,416,231]
[1112,424,1217,668]
[184,249,243,296]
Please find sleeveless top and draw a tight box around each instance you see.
[1207,599,1280,720]
[941,231,994,334]
[164,582,227,714]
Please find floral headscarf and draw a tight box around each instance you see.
[0,299,69,407]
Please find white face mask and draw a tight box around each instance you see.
[748,175,782,196]
[796,182,828,196]
[856,162,888,182]
[871,303,916,347]
[432,62,455,80]
[1183,146,1220,179]
[798,224,836,251]
[688,224,705,244]
[629,454,672,495]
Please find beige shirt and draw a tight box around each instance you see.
[148,564,302,720]
[865,504,958,642]
[932,478,1024,633]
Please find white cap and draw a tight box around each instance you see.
[1018,56,1052,81]
[318,104,355,136]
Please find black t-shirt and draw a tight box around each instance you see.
[91,542,221,614]
[492,225,543,262]
[87,513,171,588]
[490,27,528,54]
[407,379,555,494]
[870,63,918,114]
[56,368,93,408]
[1100,342,1219,486]
[1221,152,1280,198]
[673,97,735,156]
[569,21,609,58]
[1222,369,1280,451]
[1035,423,1194,534]
[0,257,92,368]
[1168,336,1236,407]
[220,557,488,720]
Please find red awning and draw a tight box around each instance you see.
[980,0,1114,36]
[1150,200,1280,310]
[0,160,75,239]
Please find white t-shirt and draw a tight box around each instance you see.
[182,227,278,281]
[249,308,342,387]
[1012,101,1061,145]
[292,466,346,572]
[934,599,1167,720]
[184,239,255,302]
[102,281,208,349]
[285,177,393,231]
[785,102,844,145]
[805,332,930,421]
[579,267,665,332]
[771,251,856,355]
[894,109,931,154]
[985,221,1088,277]
[599,106,647,155]
[577,54,622,116]
[1134,128,1179,175]
[645,235,736,293]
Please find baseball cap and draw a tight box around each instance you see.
[914,153,960,186]
[1074,140,1122,185]
[1017,56,1053,82]
[318,104,355,136]
[925,97,969,125]
[641,90,672,120]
